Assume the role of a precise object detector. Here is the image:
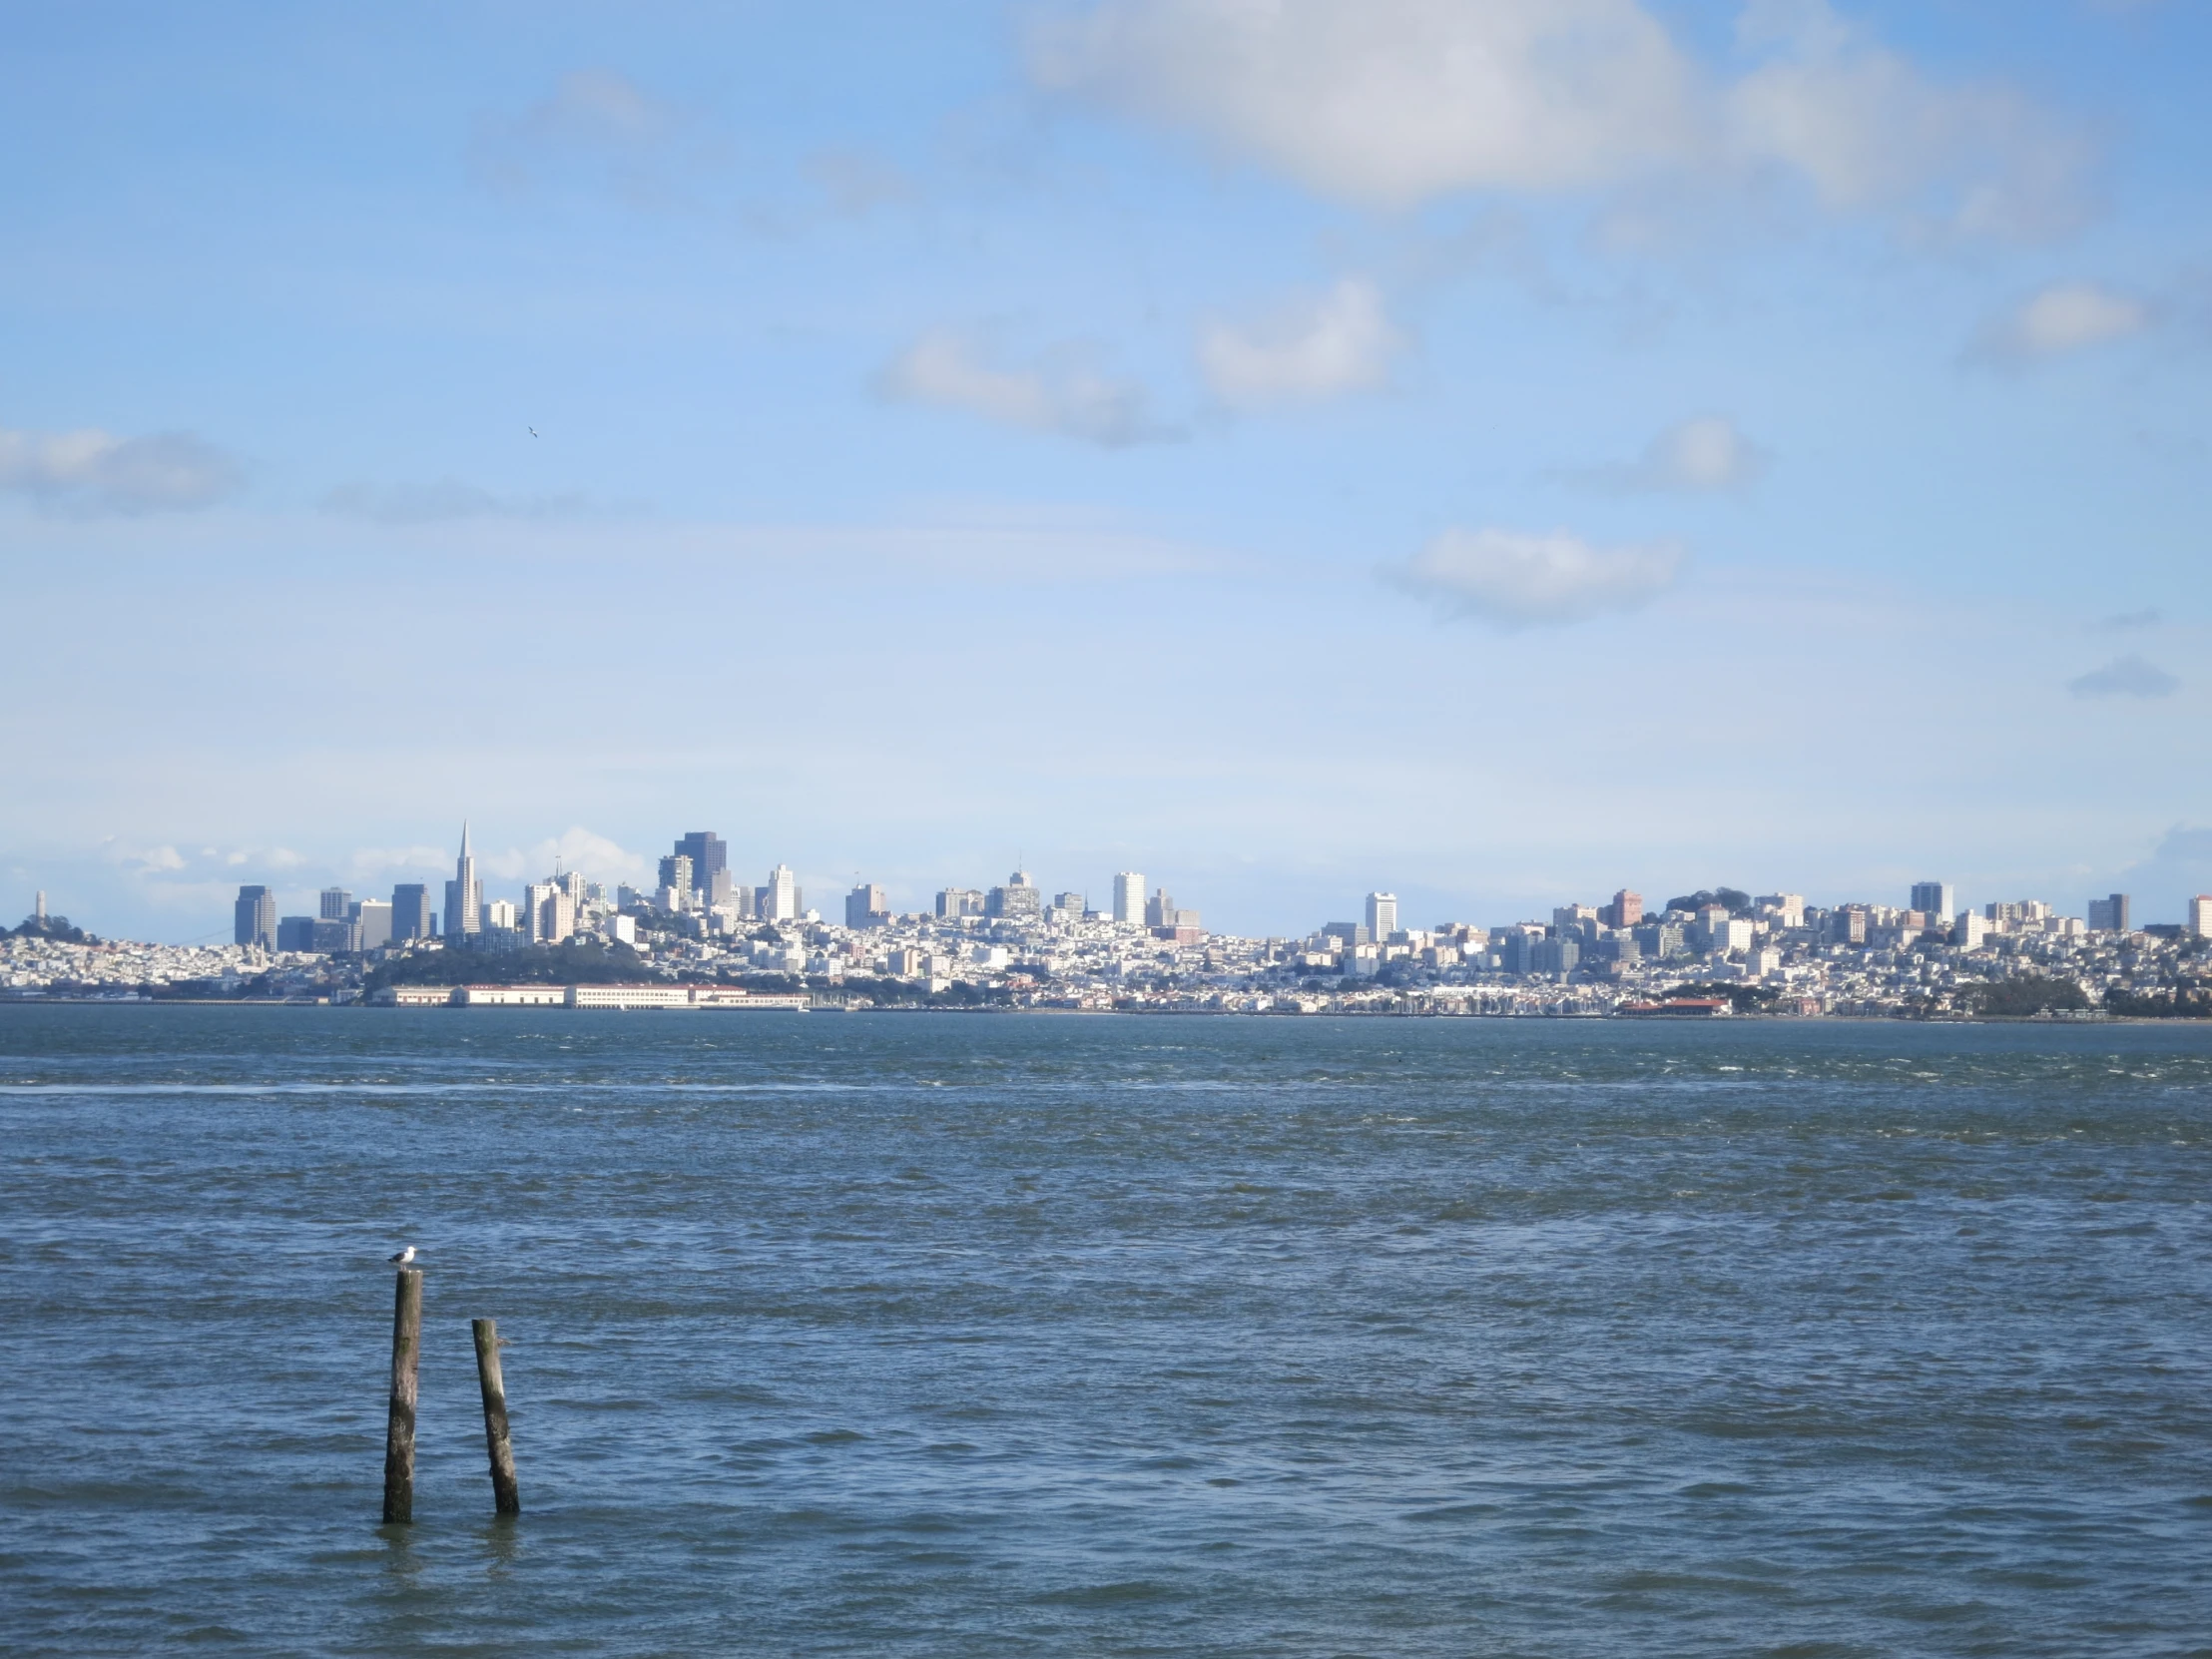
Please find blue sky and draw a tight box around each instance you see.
[4,0,2210,940]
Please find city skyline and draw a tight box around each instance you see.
[4,4,2211,942]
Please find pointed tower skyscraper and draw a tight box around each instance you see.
[444,820,481,940]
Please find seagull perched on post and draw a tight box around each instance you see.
[387,1245,417,1266]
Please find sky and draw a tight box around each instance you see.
[3,0,2210,942]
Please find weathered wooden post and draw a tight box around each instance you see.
[381,1269,424,1524]
[471,1318,521,1515]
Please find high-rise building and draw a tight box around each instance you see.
[1599,889,1643,929]
[276,915,317,952]
[1145,887,1176,927]
[936,887,983,919]
[674,832,726,905]
[845,883,889,929]
[352,899,392,951]
[1113,872,1145,925]
[390,883,433,942]
[1366,891,1398,938]
[763,864,799,922]
[443,823,481,940]
[2088,893,2132,933]
[2190,896,2212,939]
[1910,881,1955,924]
[319,886,351,921]
[234,885,276,950]
[657,855,694,910]
[987,870,1042,920]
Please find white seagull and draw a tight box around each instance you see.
[387,1245,417,1266]
[527,426,539,437]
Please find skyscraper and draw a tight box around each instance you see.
[2088,892,2131,933]
[763,864,799,921]
[1113,871,1144,925]
[444,822,481,940]
[1600,889,1643,929]
[2190,895,2212,939]
[1910,881,1955,924]
[845,883,888,929]
[1366,891,1398,938]
[674,831,726,906]
[319,886,351,921]
[391,883,433,941]
[234,884,276,950]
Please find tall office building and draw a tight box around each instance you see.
[353,899,393,951]
[657,854,694,909]
[987,870,1042,920]
[2088,892,2131,933]
[234,885,276,950]
[1600,889,1643,929]
[1910,881,1955,924]
[1113,871,1145,925]
[2190,895,2212,939]
[444,822,481,940]
[674,832,726,906]
[762,864,799,921]
[391,883,433,941]
[845,883,888,929]
[1366,891,1398,938]
[936,887,983,919]
[319,886,351,921]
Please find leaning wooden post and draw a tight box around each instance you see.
[381,1269,424,1524]
[471,1318,521,1515]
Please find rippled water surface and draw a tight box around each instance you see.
[3,1007,2210,1656]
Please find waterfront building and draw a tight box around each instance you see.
[444,823,481,941]
[1366,891,1398,938]
[234,884,276,950]
[1113,872,1145,924]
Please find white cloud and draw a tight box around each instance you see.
[319,478,600,525]
[1969,281,2150,365]
[1032,0,1698,207]
[2068,654,2178,700]
[478,828,652,885]
[1727,1,2090,241]
[1032,0,2089,240]
[879,331,1172,447]
[1198,278,1401,407]
[1585,414,1769,492]
[1384,527,1685,626]
[474,71,705,207]
[0,426,241,514]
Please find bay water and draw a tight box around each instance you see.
[3,1007,2208,1656]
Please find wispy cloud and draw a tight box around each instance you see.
[2068,653,2178,699]
[878,331,1175,447]
[1383,527,1685,627]
[473,70,708,206]
[0,425,242,514]
[1968,281,2150,366]
[1576,414,1769,493]
[318,477,605,525]
[1198,277,1400,408]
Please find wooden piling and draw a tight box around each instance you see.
[381,1269,424,1524]
[471,1318,521,1516]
